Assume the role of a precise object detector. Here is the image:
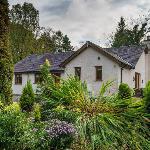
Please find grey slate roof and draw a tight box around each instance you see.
[104,45,145,68]
[14,51,74,73]
[14,43,145,73]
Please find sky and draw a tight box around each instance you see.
[9,0,150,47]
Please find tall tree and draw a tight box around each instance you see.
[10,23,36,63]
[62,35,73,51]
[9,2,73,63]
[0,0,13,104]
[36,28,55,53]
[9,2,39,63]
[37,29,73,53]
[10,2,39,32]
[111,17,147,47]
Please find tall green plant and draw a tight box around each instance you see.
[118,83,133,99]
[143,81,150,113]
[20,80,35,111]
[99,80,114,97]
[37,62,150,149]
[0,0,13,104]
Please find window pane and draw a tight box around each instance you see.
[75,67,81,80]
[35,74,41,83]
[15,74,22,84]
[96,66,102,81]
[52,73,61,84]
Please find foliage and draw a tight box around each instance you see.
[20,80,35,111]
[4,102,20,113]
[10,2,39,32]
[9,2,39,63]
[0,103,29,149]
[0,101,4,110]
[0,0,14,104]
[9,2,73,63]
[99,80,114,97]
[37,61,89,121]
[33,103,41,122]
[143,81,150,113]
[20,121,49,150]
[36,28,73,53]
[111,17,147,47]
[37,63,150,149]
[10,23,36,63]
[0,102,49,150]
[118,83,133,99]
[62,34,72,51]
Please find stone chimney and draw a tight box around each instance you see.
[143,36,150,49]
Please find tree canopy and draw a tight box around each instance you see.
[9,2,73,64]
[111,17,148,48]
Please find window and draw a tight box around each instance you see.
[95,66,102,81]
[15,74,22,84]
[75,67,81,80]
[35,74,41,84]
[52,73,61,84]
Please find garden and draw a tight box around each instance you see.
[0,60,149,150]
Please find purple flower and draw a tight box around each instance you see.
[45,119,76,138]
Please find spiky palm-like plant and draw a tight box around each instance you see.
[38,63,150,150]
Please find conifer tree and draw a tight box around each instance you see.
[111,17,147,47]
[20,80,35,111]
[0,0,13,104]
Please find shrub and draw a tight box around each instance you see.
[20,80,35,111]
[0,103,49,149]
[33,103,41,122]
[143,81,150,113]
[0,104,28,149]
[4,102,20,114]
[118,83,133,99]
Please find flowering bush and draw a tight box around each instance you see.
[46,119,76,149]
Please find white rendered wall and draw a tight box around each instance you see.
[61,47,120,95]
[122,52,146,88]
[145,51,150,83]
[12,73,37,95]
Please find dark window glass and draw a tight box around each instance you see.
[75,67,81,80]
[35,74,41,84]
[15,74,22,84]
[95,66,102,81]
[52,73,61,84]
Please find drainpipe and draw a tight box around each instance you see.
[121,67,123,83]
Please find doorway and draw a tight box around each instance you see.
[135,72,141,89]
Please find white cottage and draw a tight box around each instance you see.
[13,40,150,96]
